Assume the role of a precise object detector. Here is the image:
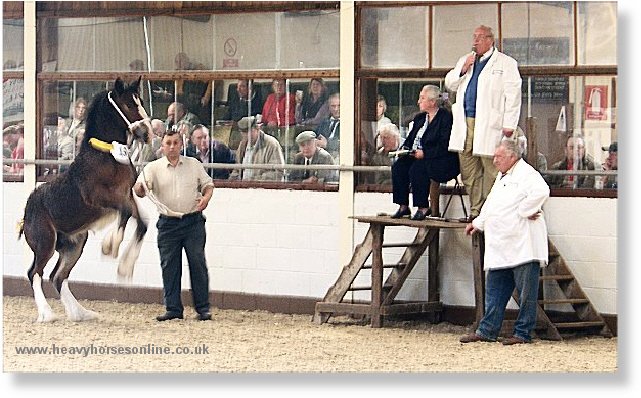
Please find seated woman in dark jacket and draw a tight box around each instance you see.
[391,85,459,220]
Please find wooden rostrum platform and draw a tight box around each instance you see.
[313,215,474,328]
[314,215,613,340]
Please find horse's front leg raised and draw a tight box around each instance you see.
[101,211,127,258]
[117,195,148,281]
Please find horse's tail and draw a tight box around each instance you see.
[17,218,25,240]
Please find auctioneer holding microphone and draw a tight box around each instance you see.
[444,25,522,222]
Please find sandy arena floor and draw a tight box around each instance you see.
[2,295,617,373]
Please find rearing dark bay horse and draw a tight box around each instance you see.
[18,77,153,322]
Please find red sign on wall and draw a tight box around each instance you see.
[585,85,608,121]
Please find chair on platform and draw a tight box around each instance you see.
[441,176,468,220]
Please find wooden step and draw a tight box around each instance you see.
[554,321,605,329]
[538,298,589,305]
[539,275,574,281]
[382,242,422,248]
[362,262,407,270]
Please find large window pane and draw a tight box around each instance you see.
[357,78,445,186]
[40,81,108,176]
[280,10,340,69]
[523,75,617,190]
[432,4,497,68]
[502,2,574,66]
[49,17,147,72]
[3,78,24,180]
[3,18,23,70]
[149,15,214,71]
[578,2,617,65]
[361,7,429,69]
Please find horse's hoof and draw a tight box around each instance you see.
[36,311,58,323]
[101,240,118,258]
[116,272,133,284]
[69,310,99,322]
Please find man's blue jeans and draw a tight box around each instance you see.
[476,261,541,342]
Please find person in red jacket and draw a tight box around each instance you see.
[261,78,296,127]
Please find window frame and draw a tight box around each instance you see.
[353,1,617,198]
[34,2,341,189]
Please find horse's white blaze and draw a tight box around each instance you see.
[117,237,142,281]
[32,274,57,322]
[60,280,98,321]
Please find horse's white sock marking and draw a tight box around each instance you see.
[117,238,142,281]
[32,274,57,322]
[60,280,98,321]
[102,226,124,258]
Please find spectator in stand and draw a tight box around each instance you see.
[166,101,200,131]
[129,59,145,71]
[230,116,285,181]
[361,94,394,164]
[66,98,88,158]
[289,130,336,183]
[261,79,296,127]
[314,93,341,160]
[57,117,75,173]
[545,135,596,189]
[174,52,209,120]
[295,78,330,127]
[186,124,236,180]
[365,123,401,185]
[224,79,262,122]
[390,85,459,220]
[600,141,617,189]
[4,124,24,174]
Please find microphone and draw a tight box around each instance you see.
[472,47,480,61]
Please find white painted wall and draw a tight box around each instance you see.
[2,183,617,315]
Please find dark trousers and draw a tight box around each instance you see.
[391,156,430,208]
[156,212,210,315]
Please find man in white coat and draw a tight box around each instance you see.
[445,25,522,221]
[460,139,549,345]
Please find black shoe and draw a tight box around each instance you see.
[390,207,411,219]
[196,312,212,321]
[156,312,183,322]
[411,209,431,221]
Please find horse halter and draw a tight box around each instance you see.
[107,91,151,134]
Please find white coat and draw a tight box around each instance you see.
[445,47,522,157]
[472,159,550,270]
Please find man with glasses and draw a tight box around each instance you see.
[445,25,522,221]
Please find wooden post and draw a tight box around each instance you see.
[370,224,384,327]
[427,228,440,323]
[472,232,485,328]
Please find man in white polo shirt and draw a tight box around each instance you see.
[134,127,214,322]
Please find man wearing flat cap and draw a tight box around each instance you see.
[230,116,284,181]
[601,141,617,189]
[289,130,337,183]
